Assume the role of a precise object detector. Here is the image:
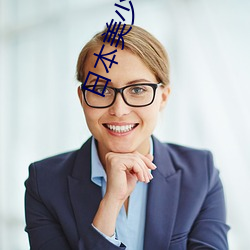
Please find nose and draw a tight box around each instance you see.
[108,92,131,117]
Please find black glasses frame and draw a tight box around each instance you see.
[81,83,163,108]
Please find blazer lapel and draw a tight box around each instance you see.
[144,137,182,250]
[67,136,181,248]
[68,137,102,236]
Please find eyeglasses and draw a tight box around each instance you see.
[80,83,163,108]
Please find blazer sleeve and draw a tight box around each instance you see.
[25,163,125,250]
[187,151,230,249]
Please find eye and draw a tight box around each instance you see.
[130,86,147,95]
[95,86,111,95]
[95,86,105,94]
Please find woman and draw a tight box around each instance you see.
[25,25,230,249]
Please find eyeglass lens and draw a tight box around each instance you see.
[84,84,155,107]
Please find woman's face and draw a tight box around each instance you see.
[78,46,170,161]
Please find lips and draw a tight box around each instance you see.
[103,123,138,133]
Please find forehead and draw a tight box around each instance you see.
[87,45,134,64]
[84,45,157,86]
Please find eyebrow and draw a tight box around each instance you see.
[88,78,152,85]
[89,78,107,84]
[126,79,152,85]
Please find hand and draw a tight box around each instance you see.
[92,151,156,236]
[104,152,156,202]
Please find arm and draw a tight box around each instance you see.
[25,153,155,250]
[187,152,230,249]
[25,164,124,250]
[25,164,72,250]
[92,152,155,238]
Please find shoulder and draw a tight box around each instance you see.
[167,142,215,178]
[152,136,216,183]
[153,136,213,165]
[29,137,92,176]
[153,137,222,203]
[167,142,212,163]
[26,150,79,199]
[26,138,92,191]
[25,138,92,205]
[31,150,78,175]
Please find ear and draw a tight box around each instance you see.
[77,86,84,107]
[159,86,171,111]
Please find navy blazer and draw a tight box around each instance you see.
[25,136,229,249]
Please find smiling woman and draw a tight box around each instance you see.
[24,24,230,250]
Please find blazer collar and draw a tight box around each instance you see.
[143,136,181,250]
[68,136,181,248]
[68,137,102,236]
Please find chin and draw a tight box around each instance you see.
[108,141,137,153]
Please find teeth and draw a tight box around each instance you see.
[107,124,136,133]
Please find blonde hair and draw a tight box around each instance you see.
[76,24,170,86]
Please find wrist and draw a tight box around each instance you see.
[101,194,124,214]
[103,191,126,205]
[92,196,123,237]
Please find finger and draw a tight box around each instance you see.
[145,154,153,161]
[139,154,157,170]
[128,163,145,182]
[135,155,155,182]
[136,158,152,183]
[133,161,150,183]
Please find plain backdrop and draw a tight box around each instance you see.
[0,0,250,249]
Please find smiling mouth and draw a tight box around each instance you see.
[103,123,139,133]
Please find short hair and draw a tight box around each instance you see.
[76,24,170,86]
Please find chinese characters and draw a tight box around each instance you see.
[81,1,135,96]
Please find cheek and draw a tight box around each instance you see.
[83,108,100,126]
[139,104,161,124]
[145,99,162,114]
